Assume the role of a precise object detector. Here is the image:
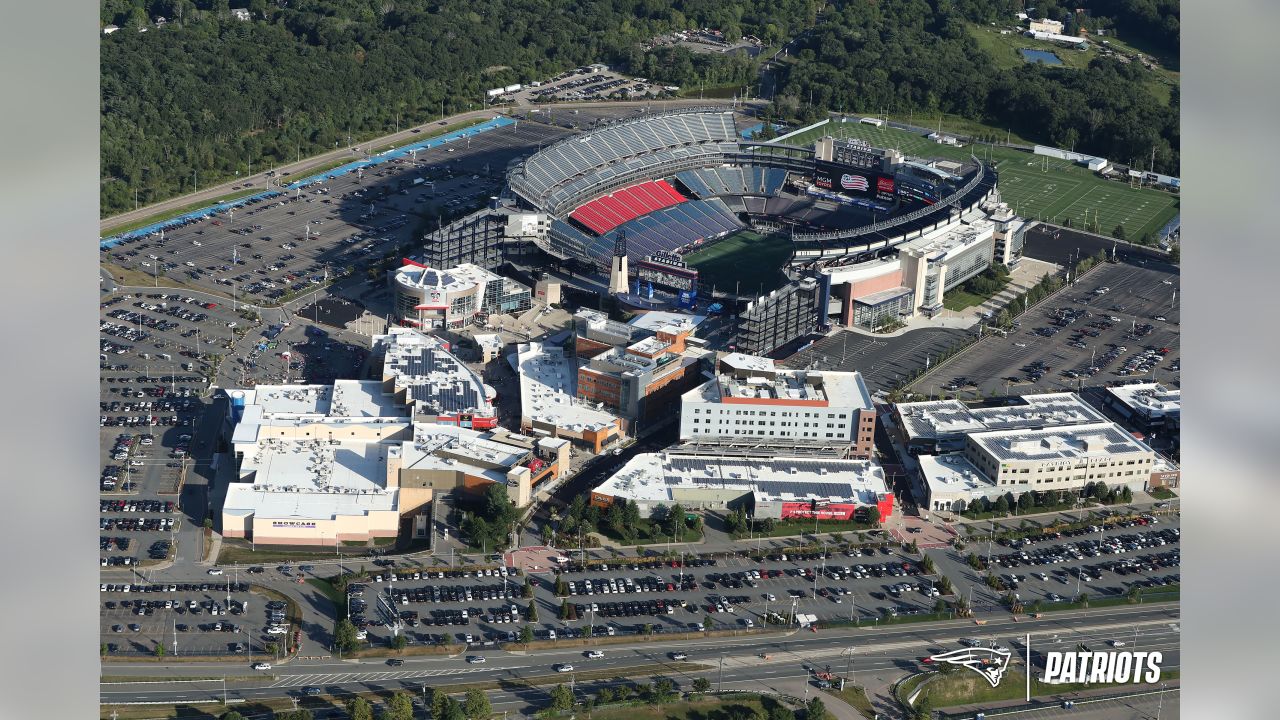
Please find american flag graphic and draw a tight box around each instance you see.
[840,174,869,191]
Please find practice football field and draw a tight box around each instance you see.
[777,120,1179,242]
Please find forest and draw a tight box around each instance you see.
[100,0,1179,217]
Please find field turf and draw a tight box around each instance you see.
[775,120,1178,242]
[683,230,791,296]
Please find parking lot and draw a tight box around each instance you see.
[101,118,568,310]
[99,579,285,657]
[100,290,257,567]
[938,514,1181,612]
[919,260,1180,398]
[506,67,669,105]
[781,327,973,394]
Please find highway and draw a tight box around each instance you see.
[101,602,1179,706]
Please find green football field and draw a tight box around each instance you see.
[776,120,1179,242]
[684,230,792,297]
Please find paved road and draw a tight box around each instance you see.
[101,603,1178,705]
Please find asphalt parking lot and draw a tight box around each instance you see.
[935,515,1181,612]
[780,327,973,394]
[101,118,569,309]
[99,290,257,567]
[916,260,1179,398]
[99,580,279,657]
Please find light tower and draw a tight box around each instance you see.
[607,228,629,294]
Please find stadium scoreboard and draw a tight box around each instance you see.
[635,252,698,292]
[831,138,884,170]
[813,159,898,204]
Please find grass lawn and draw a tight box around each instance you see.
[741,518,880,539]
[942,288,992,312]
[825,685,876,719]
[774,120,1179,242]
[100,261,224,295]
[591,694,774,720]
[914,667,1180,709]
[683,230,792,296]
[966,24,1096,71]
[102,188,260,231]
[216,542,368,566]
[1148,487,1178,500]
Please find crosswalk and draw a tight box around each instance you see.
[267,665,515,688]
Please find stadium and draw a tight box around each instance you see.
[503,107,1004,301]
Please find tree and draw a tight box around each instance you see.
[154,642,166,658]
[391,634,407,651]
[334,618,360,653]
[463,688,491,720]
[921,555,936,575]
[522,578,534,599]
[934,598,947,613]
[703,614,715,631]
[1078,592,1090,607]
[967,552,982,570]
[1120,486,1133,504]
[347,697,374,720]
[440,696,466,720]
[651,677,676,701]
[519,625,534,644]
[692,677,712,693]
[430,689,448,720]
[549,683,575,712]
[805,697,831,720]
[1169,244,1180,264]
[912,694,933,720]
[554,576,569,597]
[864,506,881,526]
[993,495,1010,514]
[1018,493,1033,512]
[1112,223,1127,241]
[380,693,414,720]
[768,705,796,720]
[526,602,538,622]
[220,713,246,720]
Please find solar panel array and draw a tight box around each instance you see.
[388,346,485,414]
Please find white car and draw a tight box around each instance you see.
[207,568,224,576]
[585,650,604,659]
[266,625,288,635]
[466,656,486,664]
[252,662,271,670]
[555,664,574,673]
[1110,640,1126,647]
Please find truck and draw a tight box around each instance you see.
[503,83,522,93]
[411,177,424,186]
[486,88,504,98]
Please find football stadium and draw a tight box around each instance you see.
[503,108,1002,302]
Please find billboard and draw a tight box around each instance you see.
[895,174,942,205]
[813,160,897,204]
[635,253,699,292]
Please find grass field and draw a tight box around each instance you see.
[912,667,1180,708]
[103,188,260,234]
[683,230,792,296]
[775,121,1179,242]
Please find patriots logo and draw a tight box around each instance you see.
[926,647,1013,687]
[840,174,869,191]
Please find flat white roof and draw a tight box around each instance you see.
[917,453,996,498]
[971,422,1154,463]
[393,262,496,293]
[693,368,872,409]
[896,393,1108,441]
[230,438,397,520]
[377,328,493,416]
[512,342,618,432]
[720,352,775,373]
[596,453,888,504]
[628,311,706,333]
[1107,383,1181,417]
[331,379,405,418]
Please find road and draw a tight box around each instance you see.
[99,98,764,237]
[101,603,1178,706]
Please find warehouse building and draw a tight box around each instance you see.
[590,452,894,521]
[679,353,876,458]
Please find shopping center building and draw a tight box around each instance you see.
[390,261,531,329]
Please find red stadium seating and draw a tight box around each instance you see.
[569,180,687,235]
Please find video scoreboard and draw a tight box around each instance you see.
[634,252,699,292]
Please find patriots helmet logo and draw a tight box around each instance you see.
[926,647,1013,687]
